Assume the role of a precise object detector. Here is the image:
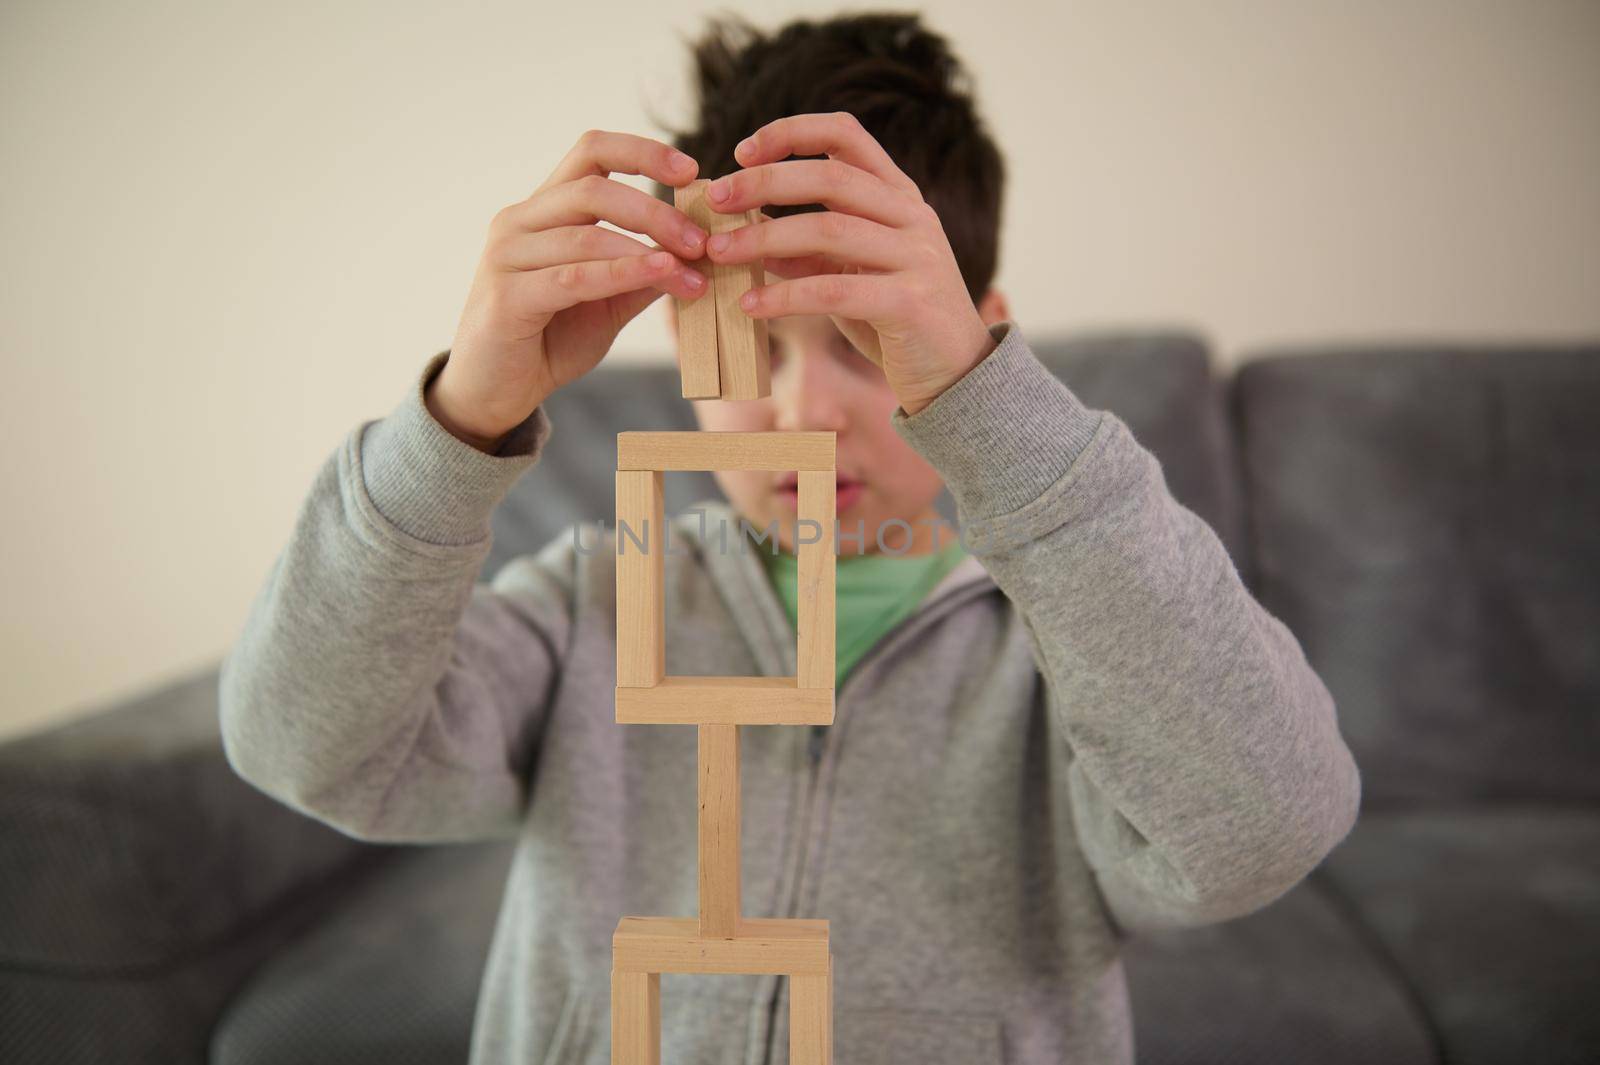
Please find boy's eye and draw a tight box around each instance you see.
[834,336,876,375]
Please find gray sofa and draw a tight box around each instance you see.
[3,332,1596,1065]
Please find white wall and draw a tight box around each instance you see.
[3,0,1597,738]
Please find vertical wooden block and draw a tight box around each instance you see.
[795,470,836,690]
[611,969,660,1065]
[673,180,720,399]
[708,206,771,400]
[789,955,833,1065]
[616,470,665,687]
[697,723,741,938]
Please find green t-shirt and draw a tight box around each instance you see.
[760,536,968,688]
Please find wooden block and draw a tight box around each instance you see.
[708,205,770,400]
[795,471,836,690]
[744,209,772,399]
[673,181,720,399]
[617,431,835,472]
[698,724,740,938]
[613,916,830,975]
[616,677,833,725]
[789,955,833,1065]
[610,969,660,1065]
[615,470,665,687]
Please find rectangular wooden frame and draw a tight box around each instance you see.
[611,920,833,1064]
[615,431,836,726]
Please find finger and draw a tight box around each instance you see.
[763,254,838,280]
[605,284,674,328]
[504,175,707,258]
[705,159,920,227]
[490,225,653,272]
[518,251,707,315]
[733,112,919,197]
[738,273,906,322]
[706,211,907,271]
[540,129,698,193]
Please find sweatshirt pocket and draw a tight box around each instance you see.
[773,1000,1004,1065]
[555,987,1002,1065]
[539,983,601,1065]
[552,985,754,1065]
[660,991,754,1065]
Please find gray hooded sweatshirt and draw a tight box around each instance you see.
[219,320,1361,1065]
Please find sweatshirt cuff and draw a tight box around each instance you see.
[359,351,552,547]
[891,320,1105,521]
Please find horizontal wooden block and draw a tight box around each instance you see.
[614,916,829,974]
[615,677,834,725]
[617,431,835,472]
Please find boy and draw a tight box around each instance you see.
[220,13,1360,1064]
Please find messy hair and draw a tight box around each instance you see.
[655,12,1005,300]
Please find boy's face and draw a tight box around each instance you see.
[676,300,947,556]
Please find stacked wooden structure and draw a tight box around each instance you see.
[610,179,837,1065]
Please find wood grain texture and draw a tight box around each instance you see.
[615,470,664,687]
[673,180,720,399]
[708,205,770,400]
[795,470,837,690]
[617,431,835,471]
[698,724,740,938]
[616,677,833,725]
[613,916,830,975]
[610,969,660,1065]
[789,955,834,1065]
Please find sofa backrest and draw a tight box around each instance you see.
[487,328,1244,578]
[1232,343,1600,804]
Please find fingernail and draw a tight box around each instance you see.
[683,270,705,290]
[707,233,730,255]
[648,251,674,268]
[669,149,695,172]
[739,289,759,310]
[682,227,704,251]
[735,137,755,159]
[708,179,730,203]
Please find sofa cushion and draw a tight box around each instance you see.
[210,840,514,1065]
[1319,809,1600,1065]
[1037,330,1245,569]
[0,668,376,971]
[487,330,1245,575]
[1122,879,1436,1065]
[1233,345,1600,802]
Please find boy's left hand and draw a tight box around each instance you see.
[701,111,997,415]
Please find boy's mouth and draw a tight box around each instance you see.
[775,472,864,513]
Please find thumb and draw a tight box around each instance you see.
[604,285,671,333]
[831,316,884,367]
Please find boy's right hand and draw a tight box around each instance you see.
[427,132,710,451]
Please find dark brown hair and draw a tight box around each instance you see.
[656,12,1005,301]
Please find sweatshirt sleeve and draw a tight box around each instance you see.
[219,351,573,844]
[892,321,1361,935]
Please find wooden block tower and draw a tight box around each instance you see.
[610,179,836,1064]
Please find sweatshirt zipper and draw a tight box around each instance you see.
[756,670,856,1065]
[751,568,993,1065]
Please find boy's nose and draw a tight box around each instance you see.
[773,352,848,434]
